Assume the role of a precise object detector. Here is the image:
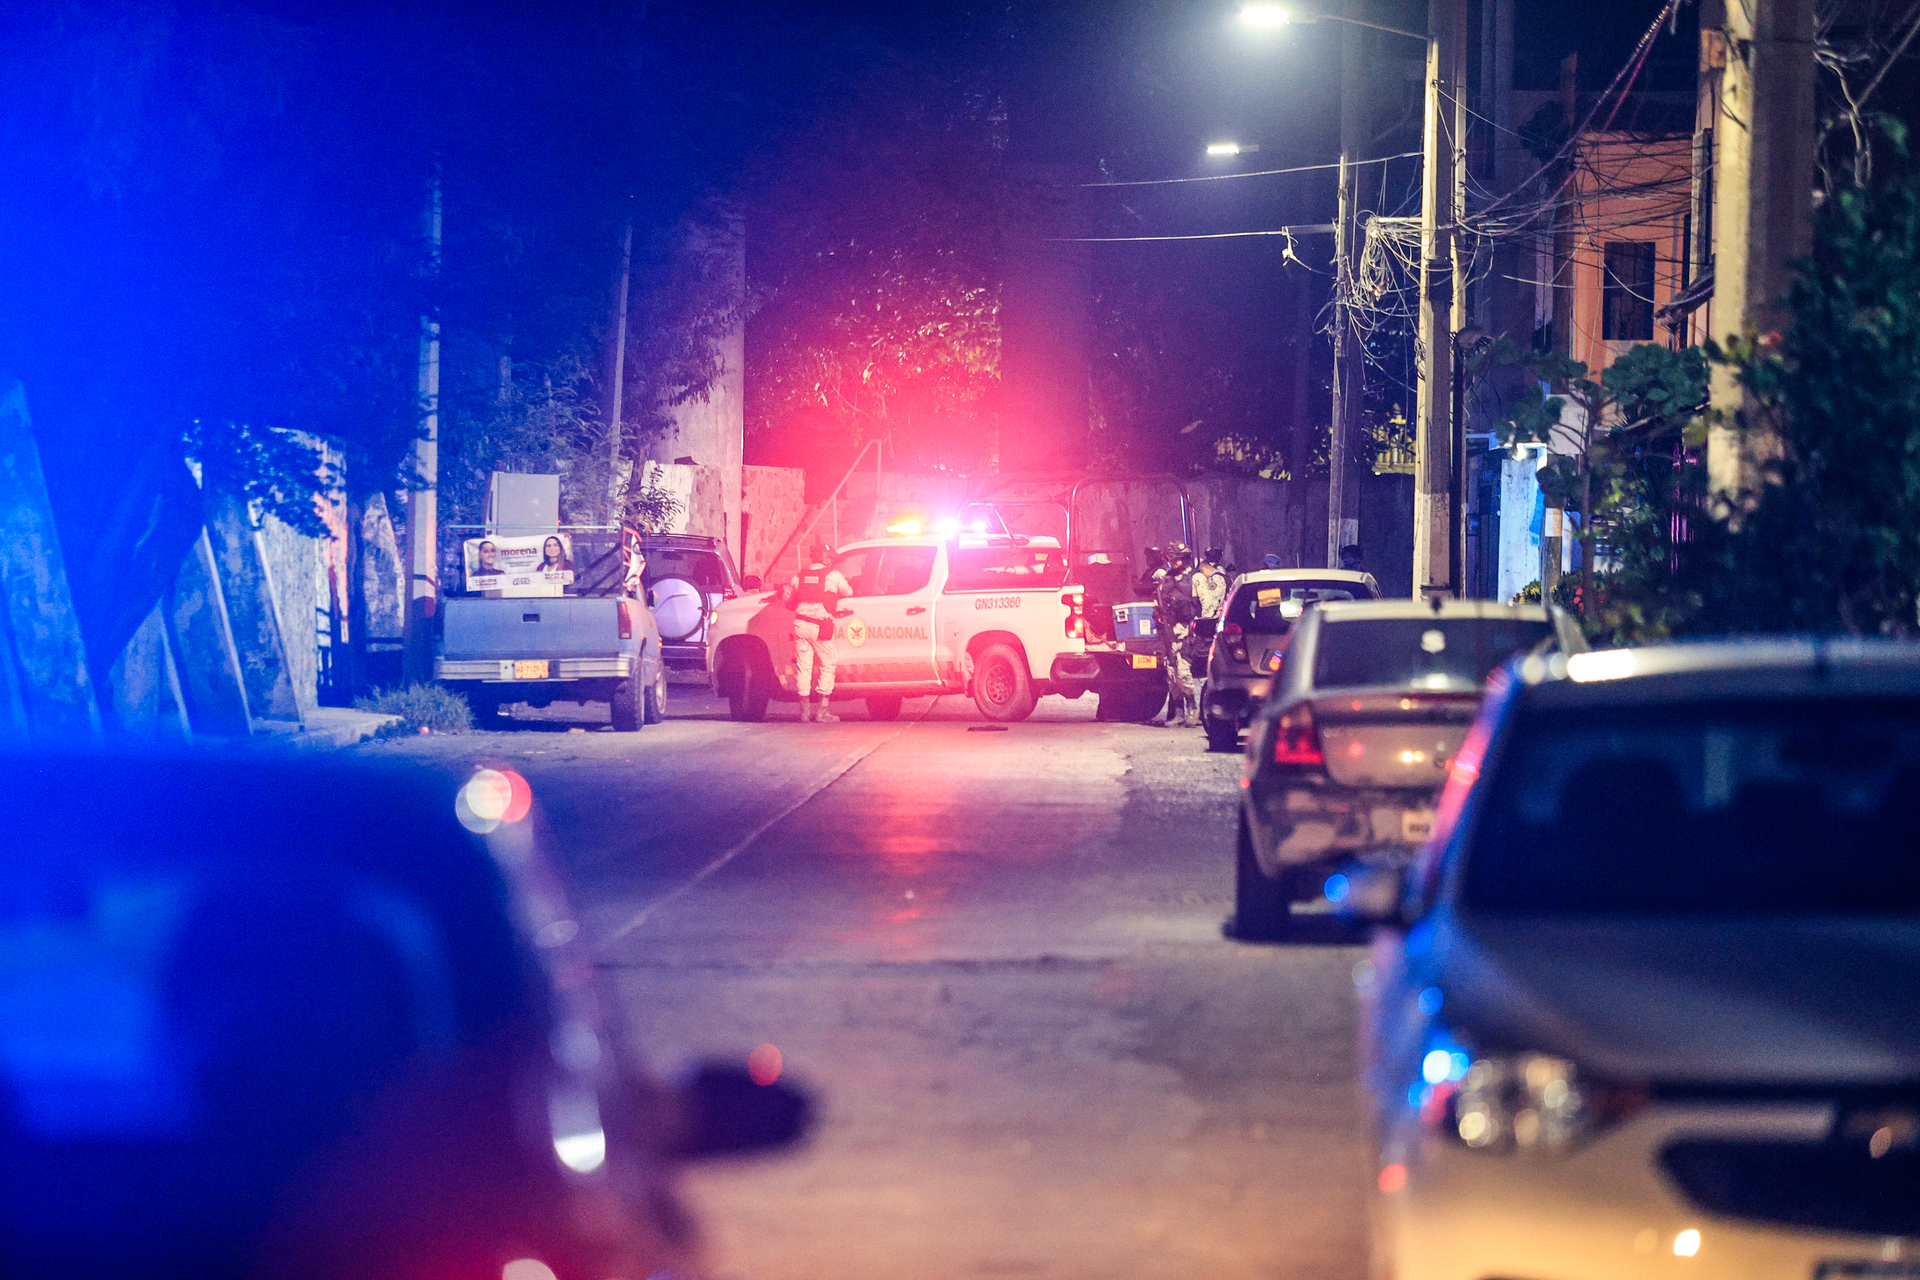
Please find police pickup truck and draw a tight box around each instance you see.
[706,532,1167,723]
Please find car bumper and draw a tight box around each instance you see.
[1049,649,1167,688]
[1202,676,1271,727]
[1245,777,1435,870]
[435,656,633,681]
[1381,1100,1907,1280]
[661,642,706,671]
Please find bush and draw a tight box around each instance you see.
[355,683,474,736]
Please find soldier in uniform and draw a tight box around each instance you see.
[1197,547,1228,619]
[1155,543,1205,727]
[783,540,852,722]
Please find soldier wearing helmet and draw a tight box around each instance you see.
[1154,543,1205,728]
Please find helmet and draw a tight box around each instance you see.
[1165,542,1193,561]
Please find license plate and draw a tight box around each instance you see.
[513,659,550,680]
[1131,654,1159,669]
[1402,809,1435,843]
[1815,1264,1920,1280]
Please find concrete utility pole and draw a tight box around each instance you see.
[1412,0,1468,597]
[1705,0,1817,505]
[1326,11,1366,569]
[606,216,634,524]
[401,171,442,685]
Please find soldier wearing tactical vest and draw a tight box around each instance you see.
[1155,542,1205,728]
[783,540,852,722]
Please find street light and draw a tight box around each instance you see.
[1240,0,1464,597]
[1239,4,1427,41]
[1206,141,1259,156]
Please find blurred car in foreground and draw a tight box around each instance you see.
[1198,567,1381,752]
[0,750,808,1280]
[1235,600,1578,939]
[1352,639,1920,1280]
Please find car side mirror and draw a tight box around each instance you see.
[742,574,762,590]
[1195,618,1218,640]
[670,1059,813,1160]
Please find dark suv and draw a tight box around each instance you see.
[638,533,746,673]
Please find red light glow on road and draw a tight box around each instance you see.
[748,1043,784,1086]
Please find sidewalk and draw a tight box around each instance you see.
[252,707,401,749]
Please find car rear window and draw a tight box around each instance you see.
[1312,617,1552,690]
[1226,580,1367,631]
[642,546,728,593]
[1465,699,1920,914]
[946,545,1068,592]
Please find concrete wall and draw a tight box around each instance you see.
[742,465,806,580]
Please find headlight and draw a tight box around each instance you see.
[1447,1053,1645,1156]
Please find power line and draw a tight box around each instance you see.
[1050,223,1337,243]
[1081,151,1421,189]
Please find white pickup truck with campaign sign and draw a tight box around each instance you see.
[705,531,1170,723]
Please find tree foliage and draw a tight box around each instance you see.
[744,62,1004,473]
[1691,172,1920,636]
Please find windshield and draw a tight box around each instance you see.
[1312,617,1552,690]
[642,546,731,594]
[945,544,1069,592]
[1466,700,1920,914]
[1226,580,1366,631]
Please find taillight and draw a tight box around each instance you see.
[617,600,634,640]
[1222,621,1248,665]
[1272,704,1324,766]
[1062,589,1085,639]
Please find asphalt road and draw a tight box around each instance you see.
[368,682,1369,1280]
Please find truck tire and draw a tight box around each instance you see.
[726,650,771,722]
[1097,684,1165,723]
[1233,811,1295,940]
[865,695,903,721]
[643,664,668,724]
[611,670,644,732]
[971,643,1036,722]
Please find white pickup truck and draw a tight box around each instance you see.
[706,532,1168,722]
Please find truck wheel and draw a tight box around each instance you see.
[611,671,644,732]
[1233,811,1294,940]
[643,664,668,724]
[726,653,771,722]
[865,695,903,721]
[972,644,1036,722]
[1097,684,1165,723]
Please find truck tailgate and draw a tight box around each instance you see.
[442,599,619,658]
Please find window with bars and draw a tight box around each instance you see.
[1602,241,1657,341]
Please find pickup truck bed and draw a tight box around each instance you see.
[434,594,665,731]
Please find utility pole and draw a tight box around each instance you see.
[1326,10,1366,569]
[1705,0,1817,505]
[605,216,634,525]
[401,169,442,685]
[1412,0,1467,597]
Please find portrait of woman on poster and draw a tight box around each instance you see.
[541,535,571,572]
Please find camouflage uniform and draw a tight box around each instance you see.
[1156,544,1204,727]
[784,556,852,722]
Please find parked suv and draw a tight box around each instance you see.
[1200,567,1380,751]
[1235,599,1579,938]
[637,532,746,674]
[1351,640,1920,1280]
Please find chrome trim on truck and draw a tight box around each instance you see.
[435,656,633,681]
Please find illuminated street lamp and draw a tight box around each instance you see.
[1205,141,1260,157]
[1240,0,1463,597]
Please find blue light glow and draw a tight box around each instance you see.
[1324,873,1351,903]
[1422,1049,1453,1085]
[1418,986,1444,1015]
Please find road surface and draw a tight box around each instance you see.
[369,684,1369,1280]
